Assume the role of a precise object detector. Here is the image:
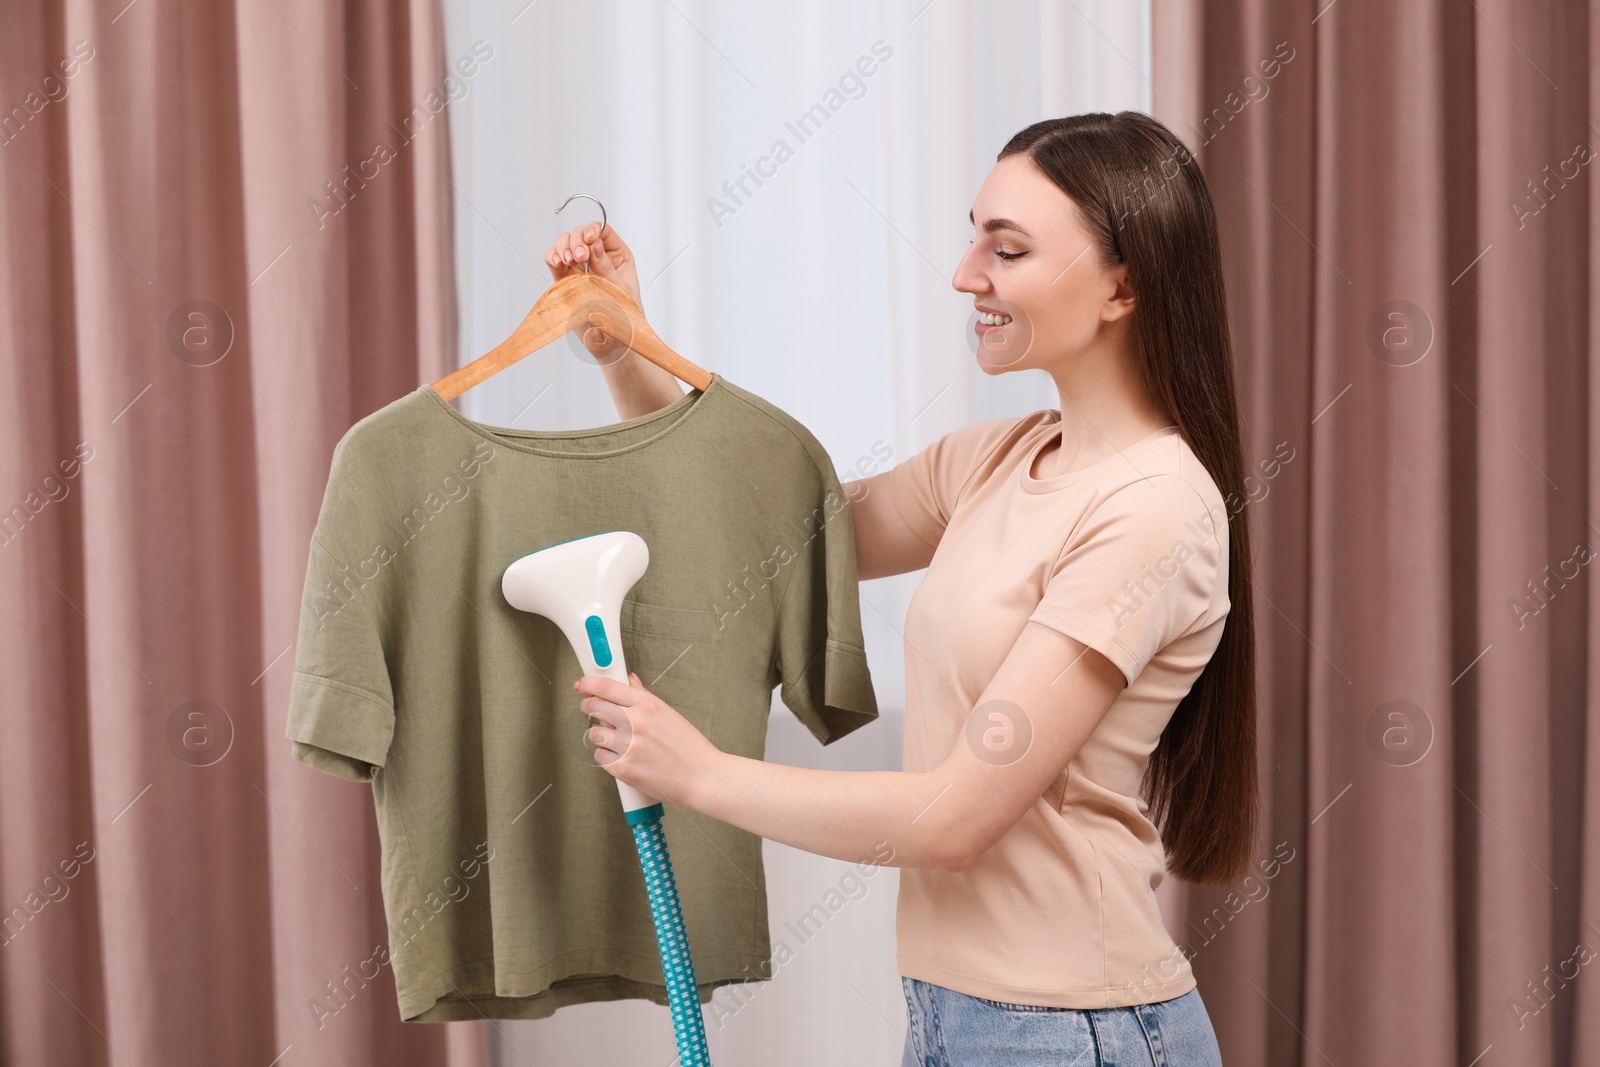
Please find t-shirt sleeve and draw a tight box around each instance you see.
[284,441,396,783]
[887,416,1023,548]
[775,452,880,745]
[1027,475,1225,687]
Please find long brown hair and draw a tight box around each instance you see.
[999,112,1259,886]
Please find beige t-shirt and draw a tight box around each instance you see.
[888,409,1230,1009]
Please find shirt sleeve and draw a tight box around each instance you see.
[284,441,397,782]
[887,416,1024,548]
[1026,475,1225,687]
[775,451,880,745]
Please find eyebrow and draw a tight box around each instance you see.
[969,208,1030,237]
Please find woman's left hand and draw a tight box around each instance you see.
[574,672,723,807]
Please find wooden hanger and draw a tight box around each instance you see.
[431,193,713,400]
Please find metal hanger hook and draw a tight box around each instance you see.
[555,194,607,274]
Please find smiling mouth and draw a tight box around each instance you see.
[976,310,1014,325]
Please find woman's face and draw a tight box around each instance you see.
[953,153,1133,375]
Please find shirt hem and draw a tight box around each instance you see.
[285,670,395,774]
[779,638,879,745]
[398,950,774,1022]
[885,464,946,550]
[897,955,1197,1010]
[1024,605,1141,686]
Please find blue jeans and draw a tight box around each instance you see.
[900,976,1224,1066]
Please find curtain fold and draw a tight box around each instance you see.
[0,1,477,1064]
[1154,1,1599,1064]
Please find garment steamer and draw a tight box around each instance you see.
[501,531,712,1066]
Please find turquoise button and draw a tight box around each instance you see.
[584,614,613,667]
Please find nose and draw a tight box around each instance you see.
[952,243,988,296]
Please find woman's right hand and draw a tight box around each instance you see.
[545,223,644,362]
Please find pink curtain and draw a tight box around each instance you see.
[1154,1,1599,1064]
[0,1,482,1064]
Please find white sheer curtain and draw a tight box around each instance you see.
[438,2,1151,1062]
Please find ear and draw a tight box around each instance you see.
[1100,262,1139,321]
[1103,263,1136,323]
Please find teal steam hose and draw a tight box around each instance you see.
[628,803,711,1065]
[501,531,712,1066]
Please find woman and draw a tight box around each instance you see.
[545,111,1256,1066]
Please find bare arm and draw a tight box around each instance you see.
[546,222,687,420]
[847,470,937,580]
[597,353,687,421]
[676,620,1127,871]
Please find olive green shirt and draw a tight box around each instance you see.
[284,373,879,1022]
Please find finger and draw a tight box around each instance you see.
[595,224,625,260]
[545,240,576,281]
[578,226,616,276]
[579,703,615,729]
[569,224,595,266]
[588,720,633,758]
[568,227,593,266]
[554,231,574,265]
[575,674,641,705]
[581,226,615,274]
[579,688,636,725]
[588,697,634,727]
[577,688,622,721]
